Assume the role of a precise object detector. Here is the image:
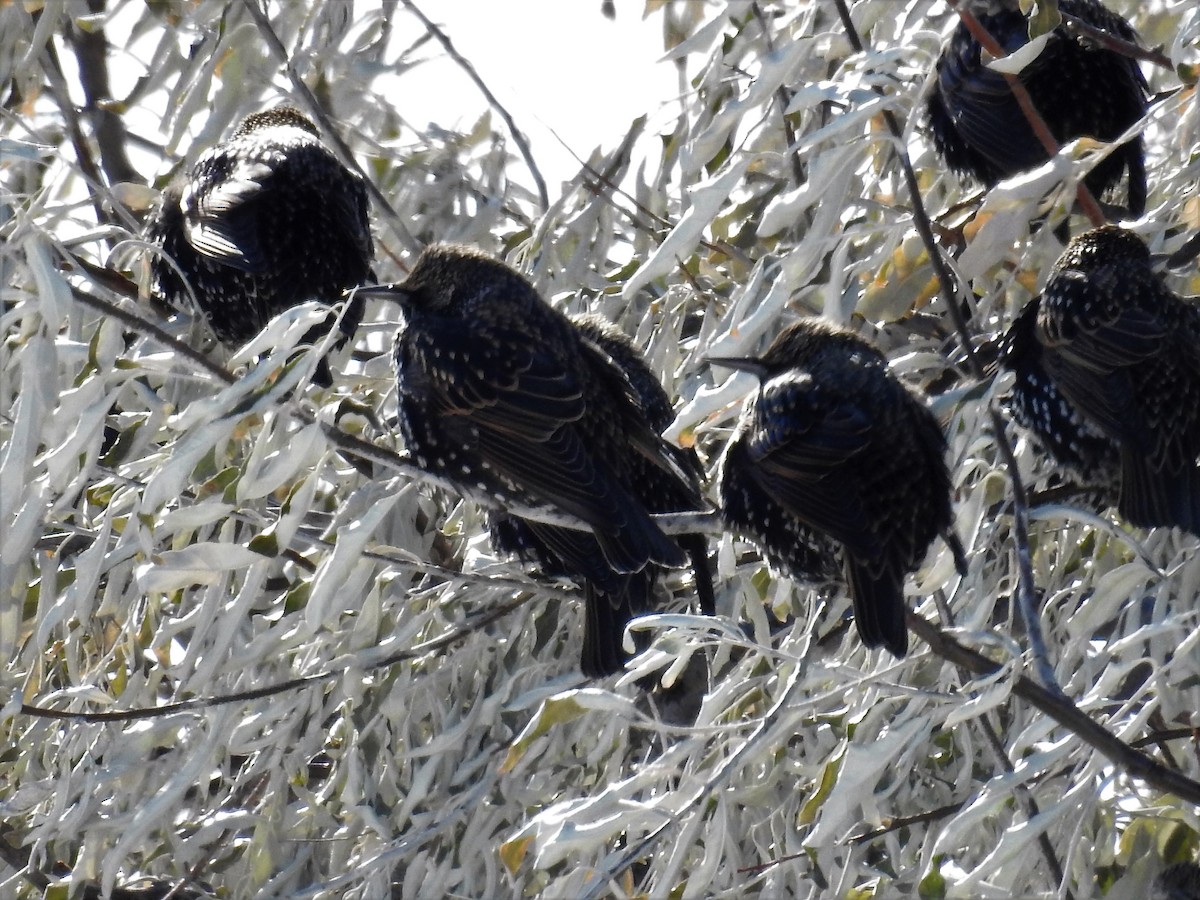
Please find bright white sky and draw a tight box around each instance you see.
[390,1,684,189]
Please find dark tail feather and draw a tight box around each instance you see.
[1125,140,1147,218]
[679,533,715,616]
[1118,450,1200,535]
[845,559,908,658]
[580,579,651,678]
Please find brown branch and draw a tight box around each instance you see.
[1061,11,1174,71]
[64,0,140,186]
[949,1,1106,228]
[906,613,1200,806]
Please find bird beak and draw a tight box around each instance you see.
[349,283,416,305]
[705,355,768,380]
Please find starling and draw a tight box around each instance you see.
[926,0,1148,216]
[145,106,373,385]
[489,312,716,658]
[1003,225,1200,532]
[361,245,710,677]
[714,320,964,658]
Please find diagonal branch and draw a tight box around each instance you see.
[833,0,1056,694]
[906,611,1200,806]
[396,0,550,211]
[241,0,423,259]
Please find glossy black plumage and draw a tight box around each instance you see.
[927,0,1148,215]
[369,245,709,677]
[715,320,962,658]
[145,107,373,384]
[999,295,1119,484]
[1004,225,1200,532]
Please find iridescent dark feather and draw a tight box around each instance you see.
[999,296,1119,485]
[1012,226,1200,532]
[716,320,963,658]
[926,0,1148,215]
[146,107,373,384]
[366,246,709,676]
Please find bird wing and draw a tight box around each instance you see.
[183,152,275,273]
[742,373,881,565]
[1039,266,1173,442]
[411,317,683,571]
[184,142,370,275]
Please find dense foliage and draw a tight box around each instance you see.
[2,1,1198,897]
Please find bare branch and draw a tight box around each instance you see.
[241,0,424,259]
[396,0,551,211]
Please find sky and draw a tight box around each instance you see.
[387,0,686,188]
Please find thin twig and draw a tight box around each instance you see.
[18,592,542,724]
[750,2,805,188]
[240,0,423,259]
[833,0,1058,693]
[1061,10,1175,71]
[396,0,550,211]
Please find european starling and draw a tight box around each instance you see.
[1003,225,1200,532]
[362,245,710,676]
[490,313,715,674]
[714,320,964,658]
[926,0,1148,216]
[145,107,373,384]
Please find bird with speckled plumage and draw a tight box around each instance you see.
[713,320,965,658]
[999,295,1120,487]
[359,246,711,677]
[926,0,1148,216]
[1001,225,1200,533]
[145,107,373,385]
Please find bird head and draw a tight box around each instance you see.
[352,244,535,315]
[1060,225,1151,273]
[234,106,319,138]
[709,319,879,380]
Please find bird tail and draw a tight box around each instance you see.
[580,578,652,678]
[945,531,969,577]
[678,533,716,616]
[844,559,908,658]
[595,508,687,574]
[1118,449,1200,535]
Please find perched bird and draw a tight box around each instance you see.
[926,0,1148,216]
[361,245,711,677]
[714,320,964,658]
[1001,225,1200,532]
[145,106,373,385]
[490,313,715,675]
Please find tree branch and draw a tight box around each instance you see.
[833,0,1057,692]
[906,612,1200,806]
[396,0,550,211]
[240,0,424,259]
